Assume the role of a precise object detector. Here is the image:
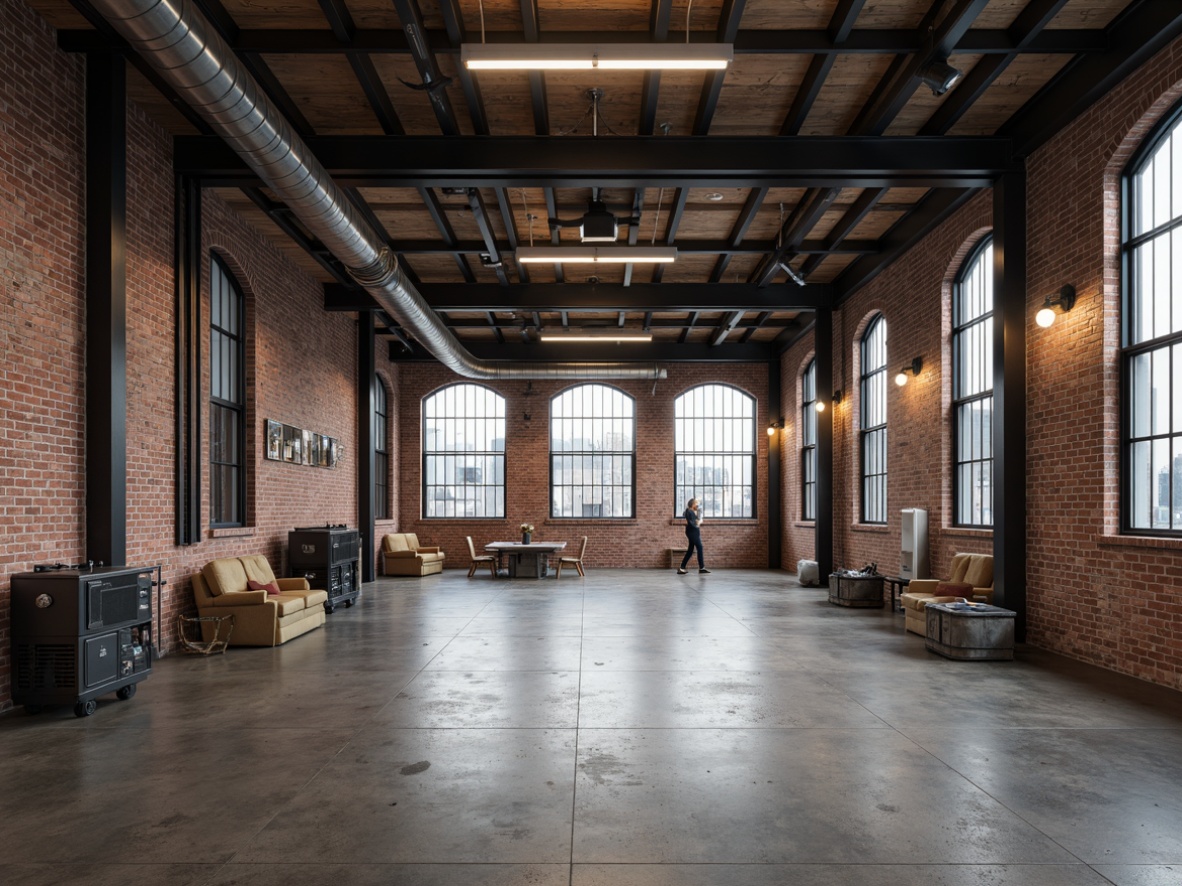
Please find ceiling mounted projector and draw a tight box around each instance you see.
[550,199,639,244]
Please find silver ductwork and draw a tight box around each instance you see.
[90,0,666,381]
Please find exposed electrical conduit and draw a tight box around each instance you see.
[89,0,667,381]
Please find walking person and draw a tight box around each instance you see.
[677,497,710,574]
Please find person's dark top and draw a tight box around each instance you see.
[684,507,701,529]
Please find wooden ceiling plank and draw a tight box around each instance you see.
[692,0,750,135]
[639,0,675,135]
[419,186,476,282]
[710,186,768,282]
[800,187,884,276]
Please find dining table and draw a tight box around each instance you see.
[483,541,567,579]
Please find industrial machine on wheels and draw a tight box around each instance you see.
[10,564,158,717]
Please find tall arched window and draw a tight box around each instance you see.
[801,360,817,521]
[674,384,756,518]
[422,384,505,518]
[374,377,389,521]
[860,316,887,524]
[1124,106,1182,534]
[953,238,994,526]
[210,255,245,527]
[551,384,635,518]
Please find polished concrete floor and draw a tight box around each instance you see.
[1,568,1181,885]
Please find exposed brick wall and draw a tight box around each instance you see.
[0,0,87,706]
[782,38,1182,688]
[1024,35,1182,688]
[392,364,772,572]
[780,343,815,568]
[0,2,360,710]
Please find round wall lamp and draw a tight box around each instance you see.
[767,419,784,436]
[1036,284,1076,328]
[895,357,923,387]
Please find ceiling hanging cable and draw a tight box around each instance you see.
[477,0,485,44]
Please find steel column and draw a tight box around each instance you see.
[815,310,834,579]
[175,175,202,544]
[85,52,128,567]
[767,362,782,569]
[992,170,1027,639]
[357,312,377,583]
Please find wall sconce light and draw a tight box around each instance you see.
[833,389,843,405]
[918,59,963,95]
[895,357,923,387]
[767,419,784,436]
[1035,284,1076,328]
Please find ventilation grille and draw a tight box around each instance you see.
[15,644,77,690]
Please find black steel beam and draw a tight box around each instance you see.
[711,186,768,282]
[317,0,405,135]
[992,171,1027,639]
[391,0,462,136]
[242,188,355,286]
[174,135,1015,188]
[692,0,748,135]
[438,0,490,135]
[520,0,550,134]
[830,188,977,303]
[302,237,875,256]
[1003,0,1182,158]
[358,311,376,583]
[465,188,509,284]
[325,281,830,311]
[753,189,840,286]
[58,27,1107,57]
[85,52,128,567]
[390,340,779,362]
[781,0,867,136]
[800,188,884,276]
[419,186,476,282]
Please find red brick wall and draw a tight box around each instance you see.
[782,38,1182,689]
[780,342,816,567]
[0,2,360,710]
[393,364,772,571]
[0,1,87,705]
[1024,36,1182,688]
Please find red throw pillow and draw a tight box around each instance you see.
[247,579,282,596]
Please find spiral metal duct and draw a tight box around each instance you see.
[89,0,667,381]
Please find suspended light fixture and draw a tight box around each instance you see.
[516,246,677,264]
[539,329,653,343]
[918,59,963,96]
[461,43,733,72]
[895,357,923,387]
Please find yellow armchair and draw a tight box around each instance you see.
[900,553,994,635]
[382,533,446,576]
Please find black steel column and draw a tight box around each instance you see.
[357,312,377,583]
[992,170,1028,639]
[175,175,202,545]
[815,309,834,580]
[767,361,782,568]
[85,53,127,566]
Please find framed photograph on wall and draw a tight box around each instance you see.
[265,419,282,461]
[301,429,313,466]
[282,424,302,463]
[308,433,322,467]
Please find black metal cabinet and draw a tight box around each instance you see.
[11,565,156,717]
[288,526,361,613]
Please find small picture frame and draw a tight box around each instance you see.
[282,424,302,463]
[265,419,282,461]
[301,429,313,465]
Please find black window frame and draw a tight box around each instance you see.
[209,254,246,528]
[374,376,390,521]
[673,383,757,520]
[422,383,506,519]
[801,359,817,522]
[860,315,888,524]
[550,383,636,519]
[1121,99,1182,536]
[952,236,995,528]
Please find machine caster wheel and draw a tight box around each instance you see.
[325,604,336,614]
[345,599,355,607]
[24,704,43,715]
[74,700,97,718]
[116,684,136,701]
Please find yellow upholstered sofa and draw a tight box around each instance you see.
[899,552,994,635]
[191,555,327,646]
[381,533,445,576]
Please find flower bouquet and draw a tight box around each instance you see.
[520,522,534,544]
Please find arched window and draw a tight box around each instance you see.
[674,384,756,518]
[551,384,635,518]
[422,384,505,518]
[953,238,994,526]
[860,316,887,524]
[209,255,245,527]
[801,359,817,521]
[374,377,389,521]
[1123,107,1182,534]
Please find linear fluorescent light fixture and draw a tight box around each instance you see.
[461,43,733,72]
[539,330,654,343]
[516,246,677,264]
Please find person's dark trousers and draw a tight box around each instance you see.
[680,528,704,570]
